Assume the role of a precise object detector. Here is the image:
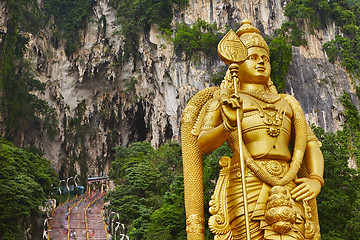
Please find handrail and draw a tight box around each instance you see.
[85,192,106,239]
[102,200,110,240]
[67,202,71,239]
[48,198,68,240]
[47,209,55,239]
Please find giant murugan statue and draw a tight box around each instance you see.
[181,19,324,240]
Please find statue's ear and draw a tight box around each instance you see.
[218,30,247,65]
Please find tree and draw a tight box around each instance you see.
[106,141,186,239]
[173,19,222,60]
[112,0,174,59]
[269,36,293,93]
[313,127,360,239]
[0,0,57,143]
[43,0,94,56]
[0,138,58,239]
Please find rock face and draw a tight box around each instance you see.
[1,0,357,176]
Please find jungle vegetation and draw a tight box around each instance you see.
[43,0,95,56]
[284,0,360,79]
[0,138,58,239]
[0,0,57,144]
[110,0,188,59]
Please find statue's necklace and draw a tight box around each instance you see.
[241,89,281,104]
[242,90,285,137]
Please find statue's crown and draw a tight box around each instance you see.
[236,19,269,54]
[217,19,269,65]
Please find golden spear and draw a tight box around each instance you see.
[217,29,251,240]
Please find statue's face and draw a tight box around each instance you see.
[238,47,271,85]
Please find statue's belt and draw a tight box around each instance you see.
[230,159,289,179]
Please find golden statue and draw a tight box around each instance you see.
[181,19,324,240]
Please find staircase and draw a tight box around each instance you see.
[49,192,108,240]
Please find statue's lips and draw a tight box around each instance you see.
[255,67,265,72]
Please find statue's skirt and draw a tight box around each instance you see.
[227,170,306,240]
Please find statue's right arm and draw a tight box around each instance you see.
[198,125,231,154]
[197,92,242,154]
[197,99,232,154]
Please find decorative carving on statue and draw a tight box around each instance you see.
[218,30,247,65]
[264,186,296,233]
[181,19,324,240]
[186,214,205,234]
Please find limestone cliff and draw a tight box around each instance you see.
[0,0,357,177]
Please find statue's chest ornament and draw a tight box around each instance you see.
[242,90,286,137]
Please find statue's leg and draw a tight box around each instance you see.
[227,173,264,240]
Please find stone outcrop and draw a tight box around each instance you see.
[0,0,357,176]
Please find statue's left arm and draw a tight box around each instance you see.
[291,125,324,201]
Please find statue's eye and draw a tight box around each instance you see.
[248,55,256,60]
[263,56,270,62]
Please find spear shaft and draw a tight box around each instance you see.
[229,63,251,240]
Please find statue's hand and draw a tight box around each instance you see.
[220,92,243,127]
[290,178,321,202]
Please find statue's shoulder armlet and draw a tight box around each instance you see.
[191,90,222,136]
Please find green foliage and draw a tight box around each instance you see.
[6,0,44,34]
[107,141,233,239]
[330,3,356,28]
[147,175,187,240]
[0,137,58,239]
[325,1,360,79]
[356,86,360,99]
[0,0,57,142]
[106,141,186,239]
[341,92,360,131]
[43,0,94,56]
[210,67,227,86]
[123,77,138,93]
[283,0,360,81]
[173,19,222,60]
[112,0,175,59]
[323,40,339,63]
[275,21,307,47]
[284,0,322,29]
[283,0,345,29]
[172,0,189,6]
[269,36,293,93]
[340,92,360,162]
[314,93,360,239]
[314,126,360,239]
[324,35,360,79]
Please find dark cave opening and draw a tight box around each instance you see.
[129,102,147,142]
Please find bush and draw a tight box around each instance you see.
[106,142,186,240]
[324,35,360,79]
[43,0,94,56]
[173,19,222,60]
[275,21,307,47]
[112,0,176,59]
[284,0,321,29]
[269,36,293,93]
